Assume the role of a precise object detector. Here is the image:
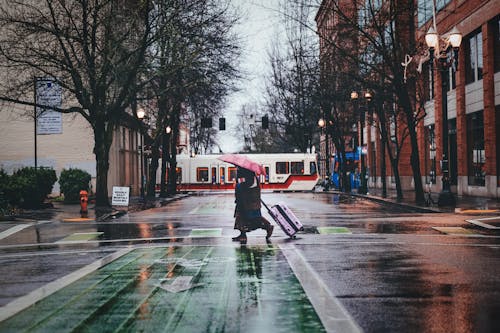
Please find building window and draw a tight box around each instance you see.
[465,29,483,84]
[427,125,437,184]
[494,16,500,73]
[418,0,452,27]
[423,62,435,102]
[467,111,485,186]
[445,50,457,92]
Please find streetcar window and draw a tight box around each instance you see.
[291,162,304,175]
[276,162,289,174]
[176,167,182,184]
[220,167,226,184]
[197,167,209,182]
[310,162,317,175]
[211,167,217,183]
[228,167,237,182]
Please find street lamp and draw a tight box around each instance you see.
[160,124,173,197]
[318,117,330,189]
[351,90,368,194]
[425,25,462,207]
[136,108,146,198]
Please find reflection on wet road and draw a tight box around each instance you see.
[1,192,500,332]
[0,246,325,332]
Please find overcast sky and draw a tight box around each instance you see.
[217,0,283,153]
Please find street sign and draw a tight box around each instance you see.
[36,78,62,135]
[111,186,130,206]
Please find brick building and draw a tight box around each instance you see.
[316,0,500,199]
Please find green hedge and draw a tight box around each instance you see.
[0,167,57,209]
[59,168,91,203]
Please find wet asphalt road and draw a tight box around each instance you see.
[1,192,500,332]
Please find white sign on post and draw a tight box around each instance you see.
[36,78,62,135]
[112,186,130,206]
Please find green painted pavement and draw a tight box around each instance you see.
[0,246,326,332]
[317,226,352,234]
[189,228,223,237]
[56,232,104,243]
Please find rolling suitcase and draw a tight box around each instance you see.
[261,200,303,239]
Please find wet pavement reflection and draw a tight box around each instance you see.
[0,245,325,332]
[2,192,500,332]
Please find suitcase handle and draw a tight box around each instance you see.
[260,199,271,213]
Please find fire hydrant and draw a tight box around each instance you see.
[79,190,88,217]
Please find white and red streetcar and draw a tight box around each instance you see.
[163,153,319,192]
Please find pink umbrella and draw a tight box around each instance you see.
[217,154,266,176]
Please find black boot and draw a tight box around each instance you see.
[232,233,247,242]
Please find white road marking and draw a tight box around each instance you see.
[0,247,132,322]
[0,224,32,240]
[279,244,363,333]
[466,217,500,230]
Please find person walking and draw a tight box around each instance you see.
[232,167,273,243]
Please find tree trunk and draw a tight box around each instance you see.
[93,122,113,208]
[94,146,110,208]
[399,89,425,205]
[147,146,160,198]
[380,139,387,198]
[377,105,390,198]
[390,157,403,201]
[167,105,180,195]
[160,132,169,197]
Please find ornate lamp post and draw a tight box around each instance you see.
[425,26,462,207]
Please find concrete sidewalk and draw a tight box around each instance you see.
[361,187,500,213]
[2,194,190,222]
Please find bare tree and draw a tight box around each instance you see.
[0,0,153,208]
[313,0,426,204]
[260,0,321,153]
[138,0,241,196]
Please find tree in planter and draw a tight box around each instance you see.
[59,169,92,204]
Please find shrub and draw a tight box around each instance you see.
[10,167,57,208]
[0,170,10,213]
[59,168,91,203]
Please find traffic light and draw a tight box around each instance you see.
[262,115,269,129]
[219,117,226,130]
[201,117,212,128]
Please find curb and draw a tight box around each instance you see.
[316,189,439,213]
